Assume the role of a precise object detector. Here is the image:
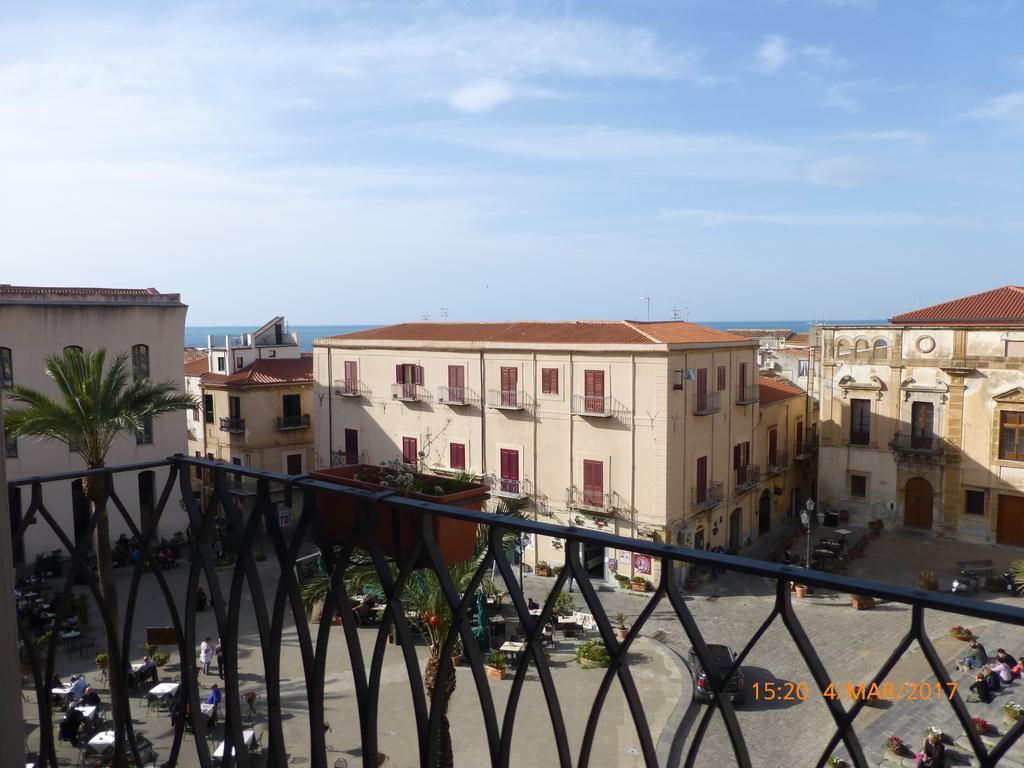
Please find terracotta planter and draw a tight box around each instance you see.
[614,627,629,642]
[309,464,489,566]
[851,595,875,610]
[631,583,648,592]
[485,665,506,680]
[535,567,552,577]
[579,657,609,669]
[450,655,462,667]
[794,584,808,599]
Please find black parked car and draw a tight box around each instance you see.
[688,644,745,706]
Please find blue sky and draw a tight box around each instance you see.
[1,0,1022,324]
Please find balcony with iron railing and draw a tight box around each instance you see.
[437,386,477,406]
[276,413,311,430]
[693,390,721,416]
[890,433,944,456]
[765,452,788,475]
[736,383,759,405]
[10,456,1024,767]
[570,394,614,418]
[565,485,615,513]
[691,481,724,513]
[333,379,365,397]
[487,389,527,411]
[489,474,530,498]
[794,432,819,461]
[219,417,245,433]
[391,382,427,402]
[735,464,760,492]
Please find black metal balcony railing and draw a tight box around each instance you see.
[691,481,724,512]
[437,386,475,406]
[693,390,721,416]
[333,379,364,397]
[11,456,1024,768]
[490,475,528,497]
[391,382,424,401]
[566,486,613,512]
[736,383,759,405]
[487,389,526,410]
[890,434,944,456]
[766,452,788,475]
[735,464,760,491]
[570,394,613,418]
[276,413,311,430]
[219,417,245,433]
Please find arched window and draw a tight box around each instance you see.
[0,347,11,387]
[872,338,889,360]
[854,339,869,357]
[835,339,852,358]
[131,344,150,380]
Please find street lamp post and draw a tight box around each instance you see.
[800,499,816,569]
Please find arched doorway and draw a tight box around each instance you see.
[904,477,934,529]
[728,508,742,552]
[758,490,772,535]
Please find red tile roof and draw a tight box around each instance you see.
[758,376,805,405]
[890,286,1024,326]
[184,356,209,376]
[323,321,749,346]
[201,355,312,387]
[725,328,796,341]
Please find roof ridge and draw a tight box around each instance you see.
[621,320,661,343]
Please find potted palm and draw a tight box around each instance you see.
[485,651,507,680]
[4,348,196,768]
[309,462,489,566]
[614,613,630,642]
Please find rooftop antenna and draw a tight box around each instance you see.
[421,312,430,321]
[683,301,690,322]
[671,305,681,321]
[440,307,449,321]
[638,294,651,322]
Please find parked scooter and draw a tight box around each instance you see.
[952,569,980,596]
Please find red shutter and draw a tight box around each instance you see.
[769,429,778,465]
[733,444,741,471]
[584,370,604,413]
[717,366,726,392]
[583,460,603,506]
[450,443,465,470]
[402,437,417,465]
[500,449,519,493]
[696,456,708,503]
[500,367,518,407]
[396,364,403,384]
[696,368,707,411]
[414,365,424,385]
[541,368,551,394]
[739,362,747,392]
[551,368,559,394]
[795,421,804,455]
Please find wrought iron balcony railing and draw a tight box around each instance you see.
[276,413,311,430]
[570,394,614,418]
[488,475,529,498]
[333,379,364,397]
[736,383,759,405]
[391,383,426,402]
[11,456,1024,768]
[437,386,477,406]
[766,452,789,475]
[565,486,614,513]
[890,434,944,456]
[693,390,721,416]
[487,389,527,411]
[691,481,724,512]
[735,464,760,491]
[795,432,819,461]
[219,417,245,433]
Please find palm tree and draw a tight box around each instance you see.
[4,348,197,768]
[300,496,528,767]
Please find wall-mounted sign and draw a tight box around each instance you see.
[607,557,617,573]
[634,554,652,575]
[522,533,535,551]
[618,551,632,566]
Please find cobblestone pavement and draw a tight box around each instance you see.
[22,524,1024,766]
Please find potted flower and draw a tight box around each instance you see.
[972,717,994,735]
[850,594,875,610]
[614,613,629,642]
[630,576,648,593]
[552,592,575,617]
[918,570,939,591]
[535,560,552,577]
[152,651,171,667]
[614,574,630,590]
[552,565,563,577]
[794,584,808,599]
[950,625,974,641]
[309,461,490,566]
[575,639,611,669]
[885,736,905,756]
[1003,702,1024,723]
[485,650,507,680]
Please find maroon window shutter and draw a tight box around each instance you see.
[696,456,707,502]
[450,443,465,470]
[733,444,741,470]
[795,421,804,455]
[739,362,747,391]
[551,368,559,394]
[402,437,417,464]
[584,370,605,398]
[396,364,404,384]
[542,368,551,394]
[717,366,726,391]
[583,459,603,505]
[414,365,424,385]
[345,361,357,381]
[769,429,778,465]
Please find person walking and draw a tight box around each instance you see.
[215,639,224,680]
[199,637,212,676]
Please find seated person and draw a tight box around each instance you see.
[201,684,222,726]
[970,672,993,703]
[136,655,159,685]
[64,675,87,708]
[919,733,945,768]
[58,707,85,747]
[991,659,1014,684]
[961,639,987,671]
[983,666,1002,692]
[76,686,101,707]
[205,683,222,708]
[996,648,1023,679]
[527,598,540,611]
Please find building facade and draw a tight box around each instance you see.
[1,285,188,561]
[311,321,815,585]
[185,318,314,518]
[817,286,1024,544]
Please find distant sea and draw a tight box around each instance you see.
[186,320,882,353]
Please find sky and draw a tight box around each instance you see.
[1,0,1022,324]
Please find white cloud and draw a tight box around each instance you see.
[966,90,1024,123]
[756,34,790,74]
[800,45,850,71]
[448,80,516,112]
[657,207,971,228]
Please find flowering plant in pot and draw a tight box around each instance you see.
[827,757,849,768]
[575,639,611,669]
[614,613,629,642]
[309,461,489,566]
[918,570,939,591]
[885,736,905,755]
[950,625,974,641]
[850,594,875,610]
[972,717,994,735]
[535,560,552,577]
[1004,702,1024,722]
[630,576,649,592]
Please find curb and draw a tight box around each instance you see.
[647,630,697,767]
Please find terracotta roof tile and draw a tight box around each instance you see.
[324,321,749,346]
[724,328,796,341]
[184,356,209,376]
[202,356,312,387]
[758,376,805,405]
[890,286,1024,325]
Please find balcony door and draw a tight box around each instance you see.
[282,394,301,422]
[696,368,708,412]
[911,401,934,449]
[582,460,603,506]
[448,365,465,403]
[402,436,418,466]
[344,361,358,391]
[695,456,708,504]
[500,367,518,407]
[768,428,778,467]
[500,448,519,493]
[584,370,605,413]
[344,429,359,465]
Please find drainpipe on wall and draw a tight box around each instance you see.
[0,393,25,760]
[326,347,333,468]
[479,351,486,481]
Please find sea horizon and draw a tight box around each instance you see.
[186,319,883,353]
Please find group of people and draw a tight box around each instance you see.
[199,637,224,679]
[55,674,102,747]
[963,641,1024,703]
[113,533,182,570]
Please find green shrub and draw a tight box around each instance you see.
[152,651,171,666]
[551,592,575,616]
[485,650,506,670]
[95,653,108,668]
[575,639,611,666]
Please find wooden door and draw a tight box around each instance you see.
[344,429,358,464]
[500,449,519,493]
[997,495,1024,546]
[696,368,708,412]
[904,477,934,528]
[695,456,708,504]
[344,360,357,390]
[768,429,778,467]
[583,460,603,506]
[584,369,605,413]
[500,367,518,407]
[448,365,465,402]
[402,436,418,465]
[286,454,303,475]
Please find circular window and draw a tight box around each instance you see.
[916,335,935,353]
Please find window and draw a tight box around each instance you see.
[286,454,303,475]
[282,394,301,421]
[396,363,423,398]
[0,347,11,387]
[835,339,851,358]
[872,339,889,359]
[582,459,603,506]
[447,365,465,403]
[798,360,809,378]
[4,427,16,459]
[795,420,804,455]
[696,367,708,400]
[449,442,466,470]
[541,367,559,395]
[500,367,519,407]
[131,344,150,380]
[854,339,869,357]
[738,362,748,392]
[1000,411,1024,462]
[850,398,871,445]
[583,369,605,413]
[235,356,243,369]
[965,489,986,516]
[344,361,358,391]
[733,441,750,470]
[695,455,708,503]
[204,394,214,423]
[232,456,243,487]
[768,428,778,466]
[402,436,418,466]
[850,474,867,498]
[1006,340,1024,357]
[138,471,155,535]
[136,415,153,445]
[216,356,225,372]
[911,401,934,448]
[499,448,520,493]
[716,366,726,392]
[229,396,242,420]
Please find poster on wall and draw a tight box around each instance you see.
[618,551,631,566]
[607,557,617,573]
[634,554,652,575]
[522,533,535,551]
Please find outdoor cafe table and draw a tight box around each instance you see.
[74,704,98,721]
[499,641,525,664]
[212,729,256,762]
[148,681,179,707]
[85,730,116,757]
[51,685,72,699]
[834,528,853,550]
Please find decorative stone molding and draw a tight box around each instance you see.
[837,374,886,399]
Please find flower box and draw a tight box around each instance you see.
[950,625,974,641]
[631,582,648,592]
[309,464,489,566]
[851,595,875,610]
[535,566,552,577]
[485,665,506,680]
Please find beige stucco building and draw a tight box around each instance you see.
[1,285,188,561]
[312,320,817,586]
[185,318,314,519]
[817,286,1024,544]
